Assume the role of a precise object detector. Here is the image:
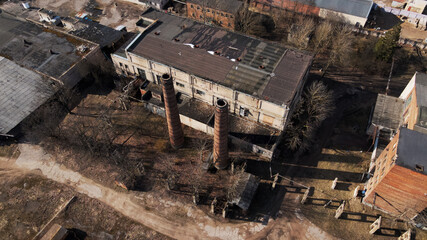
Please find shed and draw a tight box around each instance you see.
[229,172,259,210]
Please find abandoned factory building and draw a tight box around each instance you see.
[0,10,99,136]
[112,8,313,131]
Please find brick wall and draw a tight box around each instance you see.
[186,2,236,30]
[250,0,320,16]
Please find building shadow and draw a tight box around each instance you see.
[340,212,378,223]
[229,132,278,147]
[375,227,405,237]
[65,228,87,240]
[305,198,341,208]
[334,182,352,191]
[245,159,364,182]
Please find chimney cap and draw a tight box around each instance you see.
[216,99,228,108]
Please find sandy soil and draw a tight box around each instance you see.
[400,22,427,42]
[0,143,336,240]
[0,159,170,240]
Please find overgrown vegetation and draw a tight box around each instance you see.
[284,81,334,154]
[234,7,425,78]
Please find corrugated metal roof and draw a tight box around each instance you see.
[230,172,259,210]
[289,0,373,18]
[314,0,373,18]
[372,94,404,130]
[396,127,427,174]
[126,9,313,106]
[0,57,56,134]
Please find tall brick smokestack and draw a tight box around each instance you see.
[213,99,229,169]
[161,73,184,149]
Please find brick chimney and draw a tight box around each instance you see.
[161,73,184,149]
[213,99,229,169]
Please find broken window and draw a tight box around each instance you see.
[239,107,249,117]
[416,164,424,172]
[137,68,146,79]
[196,89,205,96]
[176,82,185,88]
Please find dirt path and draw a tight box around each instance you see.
[1,143,337,240]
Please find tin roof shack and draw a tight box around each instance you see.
[363,127,427,225]
[229,172,260,210]
[250,0,374,26]
[111,8,313,131]
[186,0,244,30]
[0,11,99,136]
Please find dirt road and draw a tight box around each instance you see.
[1,143,336,240]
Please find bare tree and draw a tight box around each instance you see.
[313,20,334,53]
[235,2,263,35]
[287,17,315,49]
[285,81,334,153]
[324,24,354,72]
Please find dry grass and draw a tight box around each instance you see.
[0,143,19,159]
[0,170,171,239]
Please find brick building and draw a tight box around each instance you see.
[364,72,427,225]
[398,72,427,134]
[186,0,243,30]
[363,127,427,223]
